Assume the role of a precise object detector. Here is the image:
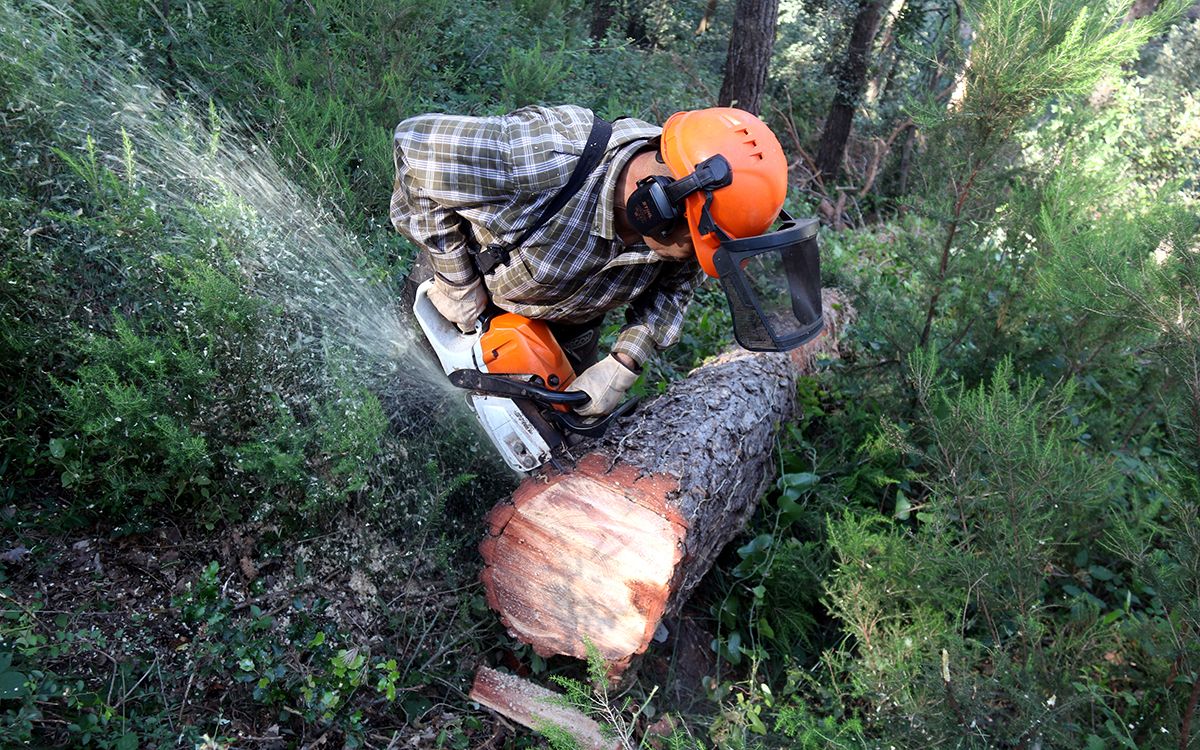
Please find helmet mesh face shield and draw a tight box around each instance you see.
[710,212,823,352]
[657,107,822,352]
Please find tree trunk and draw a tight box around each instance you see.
[625,1,650,48]
[479,290,854,673]
[945,0,974,111]
[1126,0,1160,22]
[864,0,907,106]
[813,0,887,182]
[590,0,618,41]
[897,122,916,197]
[697,0,720,35]
[717,0,781,115]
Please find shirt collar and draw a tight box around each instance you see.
[593,120,662,240]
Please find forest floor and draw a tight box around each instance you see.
[5,507,722,747]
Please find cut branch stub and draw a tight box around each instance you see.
[470,666,619,750]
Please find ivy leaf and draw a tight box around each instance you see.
[746,706,768,735]
[0,671,28,699]
[736,534,772,561]
[725,631,742,666]
[1089,565,1115,581]
[733,534,773,577]
[758,617,775,639]
[777,472,819,495]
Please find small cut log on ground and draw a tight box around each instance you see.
[477,289,855,674]
[470,666,619,750]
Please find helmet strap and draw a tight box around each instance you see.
[698,189,732,243]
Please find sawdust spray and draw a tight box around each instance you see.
[0,1,470,432]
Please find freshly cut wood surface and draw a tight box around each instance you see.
[470,666,618,750]
[480,290,854,670]
[480,455,686,666]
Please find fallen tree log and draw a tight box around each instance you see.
[479,290,854,672]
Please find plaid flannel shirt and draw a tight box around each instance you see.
[390,105,705,366]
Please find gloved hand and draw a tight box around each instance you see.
[427,276,488,333]
[566,354,639,416]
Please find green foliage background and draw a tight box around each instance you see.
[1,0,1199,748]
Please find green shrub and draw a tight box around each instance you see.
[501,40,571,108]
[812,356,1189,746]
[52,317,215,518]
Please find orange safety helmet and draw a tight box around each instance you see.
[659,108,789,277]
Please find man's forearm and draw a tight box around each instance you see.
[612,351,639,372]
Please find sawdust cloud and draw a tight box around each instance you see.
[2,1,470,432]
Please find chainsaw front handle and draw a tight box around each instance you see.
[548,397,640,438]
[448,369,591,407]
[448,368,639,438]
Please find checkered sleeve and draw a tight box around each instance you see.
[612,260,707,365]
[390,114,514,286]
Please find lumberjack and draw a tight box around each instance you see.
[391,105,822,433]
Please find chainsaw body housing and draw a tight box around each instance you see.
[413,279,578,473]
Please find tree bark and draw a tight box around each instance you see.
[1126,0,1160,22]
[813,0,887,182]
[945,0,974,112]
[897,122,916,196]
[478,290,854,673]
[717,0,781,115]
[625,1,650,48]
[590,0,618,42]
[864,0,907,106]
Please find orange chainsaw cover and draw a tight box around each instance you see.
[479,314,577,399]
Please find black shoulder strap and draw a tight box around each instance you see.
[471,115,614,274]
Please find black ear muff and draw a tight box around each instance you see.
[625,154,735,241]
[626,175,681,238]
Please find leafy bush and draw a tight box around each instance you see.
[53,317,216,516]
[811,357,1175,747]
[0,3,401,531]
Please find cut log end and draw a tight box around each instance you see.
[480,454,685,666]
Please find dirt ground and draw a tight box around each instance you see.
[3,510,718,748]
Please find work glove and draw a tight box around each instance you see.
[428,276,488,333]
[566,355,639,417]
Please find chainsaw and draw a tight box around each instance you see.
[412,279,637,474]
